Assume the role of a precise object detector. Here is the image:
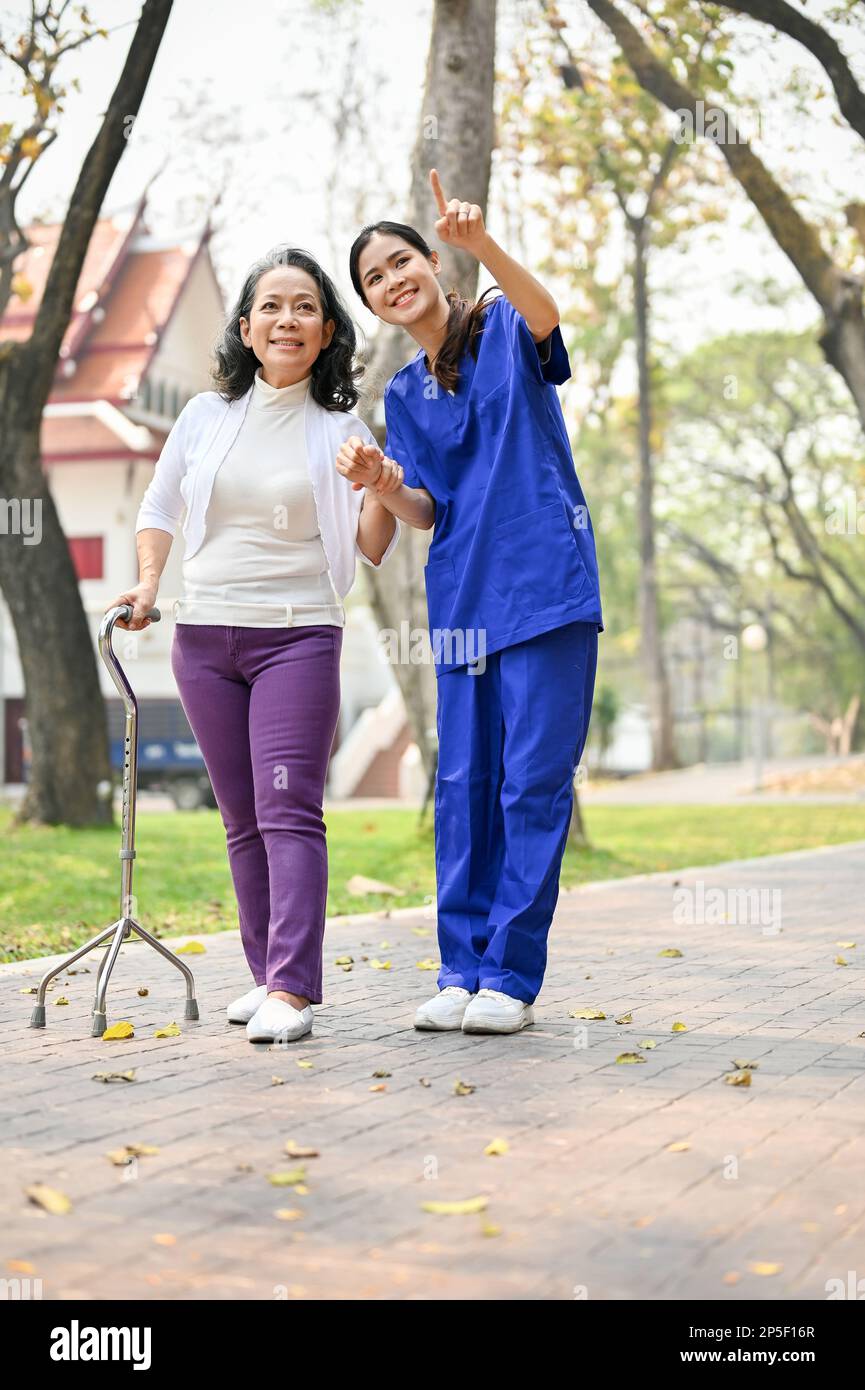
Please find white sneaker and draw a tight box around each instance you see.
[246,996,313,1044]
[414,986,475,1031]
[226,984,268,1024]
[462,988,535,1034]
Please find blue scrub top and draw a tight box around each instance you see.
[383,293,604,676]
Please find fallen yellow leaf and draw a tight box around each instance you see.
[175,941,206,954]
[154,1022,180,1038]
[275,1208,304,1221]
[267,1168,307,1187]
[106,1143,159,1165]
[569,1007,606,1020]
[671,1021,688,1033]
[484,1138,509,1157]
[748,1261,782,1276]
[724,1070,752,1087]
[453,1079,476,1096]
[25,1184,71,1216]
[614,1012,633,1025]
[421,1196,488,1216]
[102,1021,134,1040]
[659,948,683,958]
[370,959,392,970]
[615,1052,646,1064]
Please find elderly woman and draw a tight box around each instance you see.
[107,246,401,1045]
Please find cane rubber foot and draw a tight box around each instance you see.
[185,999,199,1021]
[91,1012,107,1037]
[30,1005,46,1028]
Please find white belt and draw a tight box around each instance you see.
[172,598,343,625]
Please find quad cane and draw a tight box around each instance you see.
[30,604,200,1036]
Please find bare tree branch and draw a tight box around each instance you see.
[584,0,865,431]
[11,1,173,393]
[717,0,865,145]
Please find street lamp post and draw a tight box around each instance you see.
[742,622,768,791]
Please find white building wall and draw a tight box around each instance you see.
[147,249,225,405]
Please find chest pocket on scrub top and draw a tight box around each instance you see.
[476,381,510,467]
[489,499,589,622]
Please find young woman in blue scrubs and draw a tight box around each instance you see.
[341,170,604,1035]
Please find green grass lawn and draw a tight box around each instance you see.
[1,802,863,962]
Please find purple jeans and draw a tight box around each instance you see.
[170,622,342,1003]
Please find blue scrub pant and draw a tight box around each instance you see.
[434,620,598,1004]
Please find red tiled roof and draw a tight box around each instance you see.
[40,413,167,463]
[2,213,138,353]
[1,201,209,403]
[51,246,198,402]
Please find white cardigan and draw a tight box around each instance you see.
[135,382,400,598]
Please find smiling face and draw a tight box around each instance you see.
[239,265,335,388]
[357,232,446,327]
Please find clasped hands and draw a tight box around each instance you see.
[336,436,404,496]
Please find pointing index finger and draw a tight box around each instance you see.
[429,168,447,215]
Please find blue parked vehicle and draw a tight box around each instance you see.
[107,697,217,809]
[20,697,217,810]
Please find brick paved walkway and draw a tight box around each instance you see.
[2,841,864,1301]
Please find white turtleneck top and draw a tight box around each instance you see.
[175,368,344,627]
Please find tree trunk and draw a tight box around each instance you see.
[358,0,498,780]
[840,695,861,755]
[0,417,113,822]
[568,786,589,846]
[633,217,676,769]
[0,0,174,825]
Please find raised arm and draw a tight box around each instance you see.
[429,167,559,343]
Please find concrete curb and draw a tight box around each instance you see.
[4,838,864,976]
